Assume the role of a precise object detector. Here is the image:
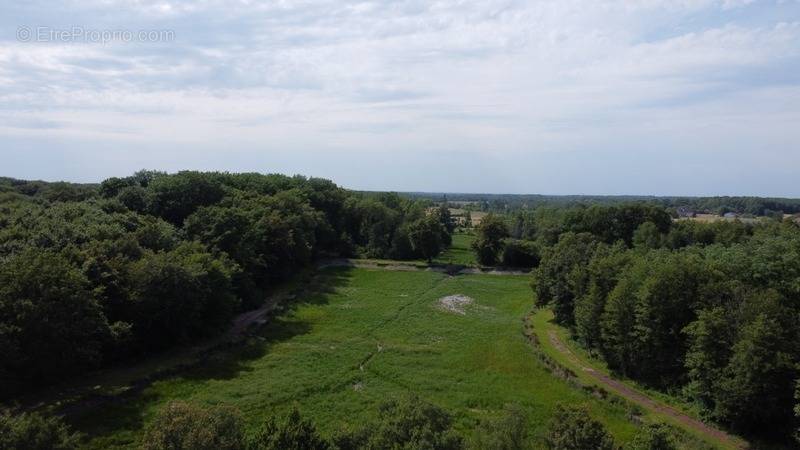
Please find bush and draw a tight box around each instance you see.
[546,404,614,450]
[334,395,464,450]
[469,404,531,450]
[0,411,80,450]
[141,401,244,450]
[628,423,676,450]
[247,408,329,450]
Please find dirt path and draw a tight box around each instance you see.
[545,329,746,449]
[229,296,279,337]
[318,258,530,276]
[23,290,284,417]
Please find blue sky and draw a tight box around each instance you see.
[1,0,799,196]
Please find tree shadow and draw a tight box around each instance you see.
[64,266,354,444]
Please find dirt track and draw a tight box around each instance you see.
[546,330,746,449]
[318,258,530,275]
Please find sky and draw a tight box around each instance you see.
[1,0,799,196]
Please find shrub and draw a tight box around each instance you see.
[334,395,464,450]
[546,404,614,450]
[0,411,80,450]
[469,404,531,450]
[247,408,329,450]
[141,401,244,450]
[628,423,676,450]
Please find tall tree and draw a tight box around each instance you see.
[409,215,446,263]
[472,214,509,266]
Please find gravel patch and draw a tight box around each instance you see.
[438,294,474,315]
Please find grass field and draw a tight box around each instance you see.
[71,268,641,448]
[433,232,477,266]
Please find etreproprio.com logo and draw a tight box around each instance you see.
[16,26,175,44]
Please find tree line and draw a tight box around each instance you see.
[0,171,454,399]
[532,203,800,443]
[405,191,800,216]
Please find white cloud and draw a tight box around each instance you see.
[1,0,799,194]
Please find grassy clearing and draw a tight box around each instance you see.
[71,268,640,449]
[434,232,477,266]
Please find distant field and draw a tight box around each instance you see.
[470,210,488,224]
[449,208,488,225]
[71,268,641,449]
[677,214,761,224]
[433,232,476,266]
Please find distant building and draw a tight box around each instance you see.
[723,212,739,219]
[676,206,695,218]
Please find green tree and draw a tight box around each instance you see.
[546,404,614,450]
[600,276,640,376]
[683,307,734,410]
[0,250,110,396]
[632,222,662,250]
[574,243,630,349]
[247,409,329,450]
[628,423,676,450]
[535,233,598,325]
[146,171,226,225]
[409,216,446,263]
[714,303,796,433]
[469,404,530,450]
[128,243,239,349]
[334,395,464,450]
[0,411,80,450]
[472,214,509,266]
[630,252,705,385]
[141,401,245,450]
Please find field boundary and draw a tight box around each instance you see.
[527,309,747,450]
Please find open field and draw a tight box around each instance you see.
[449,208,489,225]
[69,268,642,449]
[470,210,489,224]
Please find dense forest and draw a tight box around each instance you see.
[527,203,800,443]
[0,171,455,399]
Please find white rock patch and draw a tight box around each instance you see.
[437,294,474,315]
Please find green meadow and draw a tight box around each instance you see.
[72,267,640,448]
[434,232,477,266]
